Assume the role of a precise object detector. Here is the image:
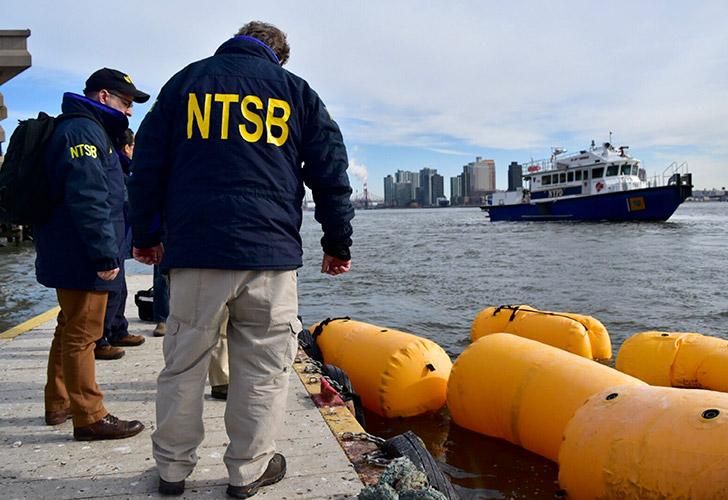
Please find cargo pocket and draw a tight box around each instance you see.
[284,316,303,369]
[161,317,181,364]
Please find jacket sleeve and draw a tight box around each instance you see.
[128,89,172,248]
[300,85,354,260]
[56,127,120,271]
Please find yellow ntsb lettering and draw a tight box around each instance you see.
[240,95,264,142]
[214,94,239,140]
[187,93,212,139]
[266,98,290,146]
[186,92,291,146]
[69,144,98,159]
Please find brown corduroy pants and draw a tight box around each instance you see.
[44,289,109,427]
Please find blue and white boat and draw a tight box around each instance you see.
[482,142,693,221]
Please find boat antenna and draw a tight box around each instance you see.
[609,130,613,144]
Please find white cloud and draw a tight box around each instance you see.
[3,0,727,186]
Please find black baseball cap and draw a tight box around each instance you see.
[84,68,150,103]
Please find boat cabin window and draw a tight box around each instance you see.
[621,164,631,175]
[632,165,639,175]
[542,175,551,185]
[567,171,574,182]
[583,170,589,179]
[559,173,566,183]
[575,171,582,181]
[606,165,619,176]
[592,167,604,178]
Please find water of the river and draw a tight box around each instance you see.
[2,202,727,498]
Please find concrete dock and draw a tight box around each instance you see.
[0,274,365,499]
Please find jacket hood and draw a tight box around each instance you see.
[214,36,281,65]
[61,92,129,137]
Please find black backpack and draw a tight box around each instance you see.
[0,112,81,225]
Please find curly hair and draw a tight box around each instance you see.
[236,21,290,65]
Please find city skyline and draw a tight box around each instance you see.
[383,157,497,207]
[2,1,727,197]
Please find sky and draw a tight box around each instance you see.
[2,1,728,198]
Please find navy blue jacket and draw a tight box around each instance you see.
[129,36,354,271]
[34,93,129,291]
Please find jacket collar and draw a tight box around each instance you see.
[61,92,129,138]
[214,36,280,65]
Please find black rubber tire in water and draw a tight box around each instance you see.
[323,364,366,427]
[382,430,459,499]
[297,328,324,363]
[323,364,354,393]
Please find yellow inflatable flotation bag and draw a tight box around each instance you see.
[310,318,452,418]
[559,384,728,499]
[616,331,728,392]
[471,305,612,361]
[447,333,642,462]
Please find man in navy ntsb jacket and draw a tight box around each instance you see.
[35,68,149,441]
[128,21,354,498]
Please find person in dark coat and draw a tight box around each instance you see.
[95,127,146,360]
[35,68,148,441]
[128,21,354,497]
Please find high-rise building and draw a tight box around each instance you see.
[396,169,419,188]
[452,157,495,205]
[418,168,439,206]
[395,182,415,207]
[383,175,395,206]
[432,173,444,203]
[471,157,495,193]
[450,176,462,205]
[507,161,523,191]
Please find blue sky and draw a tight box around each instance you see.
[3,1,728,197]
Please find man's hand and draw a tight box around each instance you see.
[97,268,120,281]
[321,254,351,275]
[133,244,164,265]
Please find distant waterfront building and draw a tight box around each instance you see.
[395,182,415,207]
[381,170,421,207]
[396,169,420,188]
[450,176,462,205]
[472,157,496,194]
[432,173,444,204]
[507,161,523,191]
[418,167,443,206]
[383,175,395,207]
[381,167,449,208]
[450,157,495,206]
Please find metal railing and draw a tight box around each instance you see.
[646,161,689,187]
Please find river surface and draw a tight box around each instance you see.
[2,202,727,498]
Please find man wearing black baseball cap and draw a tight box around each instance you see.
[34,67,150,442]
[83,67,150,117]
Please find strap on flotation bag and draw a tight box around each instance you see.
[492,304,527,322]
[493,305,590,331]
[311,316,351,340]
[298,316,351,363]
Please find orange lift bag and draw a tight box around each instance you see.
[310,318,452,418]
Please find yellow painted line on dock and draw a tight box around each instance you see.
[0,306,59,340]
[292,350,381,485]
[292,351,365,435]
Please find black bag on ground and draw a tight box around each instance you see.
[0,112,79,224]
[134,287,154,322]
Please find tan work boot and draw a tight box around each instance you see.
[110,334,146,347]
[94,344,125,360]
[153,322,167,337]
[227,453,286,498]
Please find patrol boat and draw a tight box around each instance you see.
[481,142,693,221]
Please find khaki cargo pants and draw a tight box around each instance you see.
[152,268,300,486]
